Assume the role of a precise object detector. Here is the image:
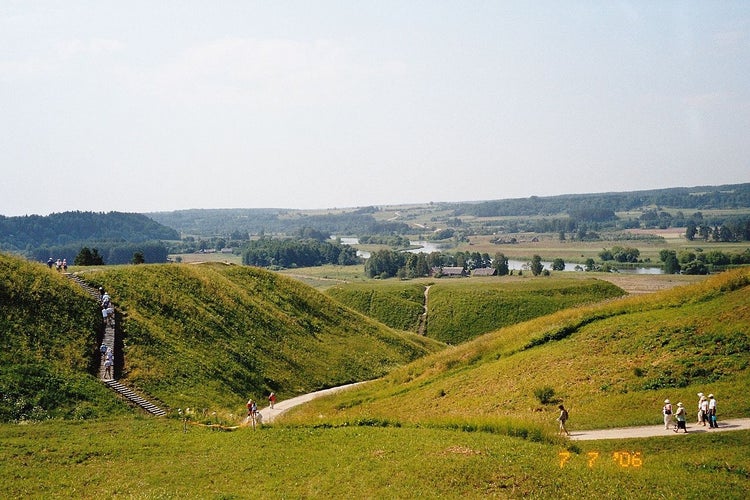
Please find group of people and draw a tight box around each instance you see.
[663,392,718,433]
[47,257,67,272]
[99,287,115,327]
[100,342,114,380]
[245,393,277,429]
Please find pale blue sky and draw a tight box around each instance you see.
[1,1,749,216]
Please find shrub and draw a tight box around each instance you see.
[534,386,555,405]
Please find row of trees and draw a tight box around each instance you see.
[364,250,524,279]
[685,220,750,242]
[32,241,168,265]
[659,248,750,275]
[242,238,358,268]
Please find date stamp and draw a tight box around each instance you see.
[559,451,643,469]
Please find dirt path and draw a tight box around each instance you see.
[417,285,430,336]
[569,418,750,440]
[259,383,750,440]
[259,382,367,423]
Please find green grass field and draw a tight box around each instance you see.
[1,417,748,498]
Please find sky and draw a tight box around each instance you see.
[1,1,749,216]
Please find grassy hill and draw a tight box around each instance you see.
[0,253,129,421]
[326,277,626,343]
[1,253,442,422]
[282,268,750,430]
[75,262,442,414]
[325,282,427,332]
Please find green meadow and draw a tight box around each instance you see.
[1,417,748,498]
[1,252,750,498]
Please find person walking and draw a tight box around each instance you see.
[557,404,570,436]
[700,395,709,427]
[674,402,688,433]
[708,394,718,428]
[246,399,258,429]
[663,399,674,430]
[104,357,113,380]
[269,392,277,409]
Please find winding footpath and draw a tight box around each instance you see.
[259,382,366,423]
[258,382,750,440]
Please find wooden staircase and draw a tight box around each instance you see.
[67,273,167,417]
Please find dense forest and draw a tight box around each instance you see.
[0,212,177,264]
[451,183,750,218]
[147,207,410,238]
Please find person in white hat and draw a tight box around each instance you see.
[707,394,717,428]
[699,394,709,426]
[674,402,688,433]
[662,399,674,430]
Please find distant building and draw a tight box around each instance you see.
[439,266,466,278]
[472,267,496,277]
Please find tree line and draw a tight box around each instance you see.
[242,238,359,268]
[30,241,168,266]
[659,248,750,275]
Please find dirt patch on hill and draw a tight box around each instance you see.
[598,274,709,295]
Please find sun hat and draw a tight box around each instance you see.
[677,402,683,406]
[697,392,703,397]
[664,399,670,404]
[708,394,714,398]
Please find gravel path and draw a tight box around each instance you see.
[569,418,750,440]
[259,382,367,423]
[259,383,749,440]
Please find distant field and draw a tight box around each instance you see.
[169,252,242,264]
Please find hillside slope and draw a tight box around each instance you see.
[0,253,127,421]
[82,263,443,413]
[281,268,750,430]
[326,278,625,342]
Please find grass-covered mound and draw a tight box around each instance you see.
[81,263,443,414]
[327,277,625,342]
[426,277,625,343]
[0,253,127,421]
[282,268,750,431]
[325,282,427,332]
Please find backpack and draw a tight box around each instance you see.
[561,409,569,421]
